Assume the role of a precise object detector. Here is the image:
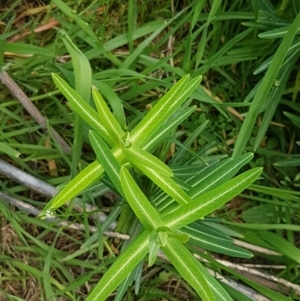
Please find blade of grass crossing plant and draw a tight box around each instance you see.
[120,167,164,231]
[52,0,99,41]
[92,81,126,128]
[144,106,196,152]
[137,164,192,205]
[233,12,300,158]
[162,239,214,301]
[254,58,297,150]
[86,231,149,301]
[121,21,169,70]
[131,76,202,148]
[89,131,123,196]
[165,168,263,230]
[52,74,114,146]
[122,144,173,177]
[40,160,104,214]
[195,0,223,68]
[172,120,209,163]
[61,31,92,177]
[92,88,125,144]
[258,231,300,263]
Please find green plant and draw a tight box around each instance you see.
[41,73,262,300]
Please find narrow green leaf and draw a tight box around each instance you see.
[40,160,104,214]
[89,131,123,196]
[259,231,300,263]
[0,142,20,157]
[274,158,300,167]
[52,74,114,146]
[52,0,99,41]
[162,239,214,301]
[131,75,202,148]
[61,31,92,177]
[144,106,196,151]
[137,164,192,205]
[148,230,160,266]
[182,226,253,258]
[122,144,173,177]
[86,231,149,301]
[120,167,164,231]
[92,87,124,143]
[233,12,300,158]
[0,42,53,56]
[92,81,126,128]
[165,168,263,230]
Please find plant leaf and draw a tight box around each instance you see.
[138,164,192,205]
[92,87,125,144]
[52,73,114,146]
[122,144,173,177]
[120,166,164,231]
[164,168,263,230]
[162,238,214,301]
[131,75,202,148]
[86,231,149,301]
[89,131,123,196]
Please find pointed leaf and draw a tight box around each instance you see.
[122,144,173,177]
[182,226,253,258]
[165,168,263,230]
[40,160,104,214]
[86,231,149,301]
[52,73,114,146]
[137,164,192,205]
[120,167,164,231]
[131,75,202,148]
[92,87,125,143]
[162,238,214,301]
[89,131,123,196]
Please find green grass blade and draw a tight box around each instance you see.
[259,231,300,263]
[89,131,123,196]
[0,41,53,56]
[92,87,125,144]
[52,0,99,41]
[162,239,214,301]
[144,106,196,151]
[52,73,114,146]
[165,168,263,230]
[61,31,92,177]
[86,231,149,301]
[122,144,173,177]
[233,12,300,158]
[182,226,253,258]
[120,167,164,231]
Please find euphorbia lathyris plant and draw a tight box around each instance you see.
[42,73,262,301]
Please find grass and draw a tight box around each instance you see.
[0,0,300,300]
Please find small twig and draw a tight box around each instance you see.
[0,191,128,241]
[0,71,72,154]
